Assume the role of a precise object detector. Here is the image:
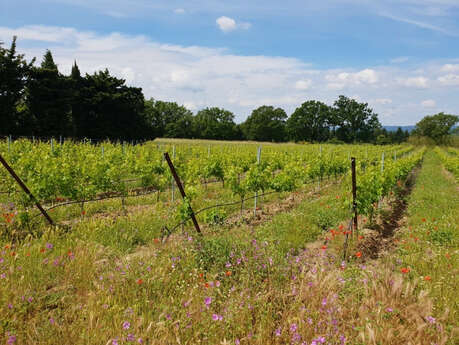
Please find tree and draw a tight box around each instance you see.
[0,36,35,135]
[333,95,381,143]
[144,99,194,138]
[242,105,287,142]
[412,113,459,144]
[193,107,238,140]
[25,50,73,137]
[76,69,146,140]
[286,100,332,142]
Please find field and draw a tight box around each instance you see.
[0,139,457,345]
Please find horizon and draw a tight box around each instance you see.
[2,0,459,126]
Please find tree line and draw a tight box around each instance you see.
[1,37,410,144]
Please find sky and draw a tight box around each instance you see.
[1,0,459,125]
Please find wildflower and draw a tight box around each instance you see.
[212,314,223,321]
[235,339,240,345]
[126,334,135,341]
[136,279,143,285]
[204,282,210,288]
[27,297,33,303]
[290,323,298,333]
[386,307,393,312]
[40,248,46,253]
[49,318,55,324]
[215,280,221,287]
[422,218,426,222]
[225,262,232,268]
[355,252,362,258]
[137,339,143,344]
[46,243,53,250]
[153,238,160,244]
[275,328,282,336]
[424,276,431,281]
[204,297,212,306]
[321,298,327,306]
[112,338,119,345]
[123,321,131,330]
[225,271,232,276]
[426,316,436,324]
[7,335,16,344]
[321,245,327,250]
[401,267,410,274]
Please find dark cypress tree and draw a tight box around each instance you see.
[25,50,73,137]
[0,36,35,136]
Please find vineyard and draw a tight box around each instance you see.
[0,139,457,345]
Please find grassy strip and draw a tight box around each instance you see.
[394,150,458,330]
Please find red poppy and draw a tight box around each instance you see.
[136,279,143,285]
[338,224,344,231]
[199,273,204,278]
[40,248,46,253]
[67,251,73,257]
[358,235,364,240]
[153,238,160,244]
[81,211,86,216]
[355,252,362,258]
[401,267,410,274]
[424,276,431,281]
[225,271,232,276]
[422,218,426,222]
[204,282,210,288]
[321,245,327,250]
[445,253,451,259]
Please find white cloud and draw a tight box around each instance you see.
[440,64,459,72]
[421,99,436,107]
[397,76,429,88]
[325,68,378,89]
[438,74,459,86]
[373,98,392,105]
[174,8,186,14]
[295,79,312,90]
[216,16,251,33]
[3,25,459,126]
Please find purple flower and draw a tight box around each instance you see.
[291,332,302,343]
[386,307,393,313]
[8,303,13,309]
[137,338,143,344]
[204,297,212,306]
[123,321,131,330]
[46,243,53,250]
[212,314,223,321]
[427,316,436,324]
[112,338,119,345]
[126,333,135,341]
[321,298,327,306]
[27,297,33,303]
[275,328,282,336]
[7,335,16,344]
[49,317,55,324]
[225,262,232,268]
[235,339,240,345]
[290,323,298,333]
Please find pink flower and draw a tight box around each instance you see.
[123,321,131,330]
[204,297,212,306]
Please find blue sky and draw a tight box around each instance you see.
[2,0,459,125]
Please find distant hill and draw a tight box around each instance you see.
[383,126,415,132]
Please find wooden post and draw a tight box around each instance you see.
[164,152,201,234]
[254,146,261,216]
[171,145,176,202]
[0,153,54,226]
[351,157,358,234]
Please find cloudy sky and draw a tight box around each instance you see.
[2,0,459,125]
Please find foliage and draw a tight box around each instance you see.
[412,113,459,145]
